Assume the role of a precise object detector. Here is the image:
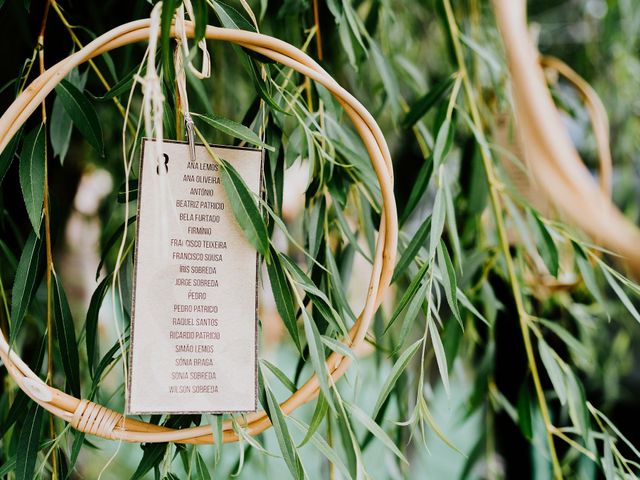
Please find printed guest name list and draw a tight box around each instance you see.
[128,139,261,414]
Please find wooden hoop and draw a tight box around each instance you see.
[494,0,640,274]
[0,21,398,444]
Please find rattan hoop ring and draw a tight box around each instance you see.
[0,20,398,444]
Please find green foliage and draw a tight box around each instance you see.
[18,124,45,234]
[1,0,640,479]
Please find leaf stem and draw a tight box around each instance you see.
[312,0,324,60]
[441,1,563,477]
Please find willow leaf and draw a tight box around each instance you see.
[402,76,455,128]
[193,0,208,42]
[51,68,87,163]
[266,248,301,352]
[429,186,446,261]
[516,382,533,440]
[86,274,112,376]
[601,266,640,324]
[194,452,212,480]
[429,318,450,397]
[52,270,81,397]
[346,404,408,463]
[219,158,269,257]
[55,79,103,154]
[15,403,43,480]
[539,340,566,405]
[301,307,335,411]
[384,261,429,334]
[210,0,255,31]
[10,228,45,344]
[0,128,22,185]
[299,393,328,447]
[437,240,461,326]
[192,112,273,151]
[392,217,431,283]
[19,124,45,235]
[433,118,452,169]
[530,210,559,277]
[263,377,305,479]
[290,416,350,478]
[261,359,296,393]
[372,338,421,418]
[160,0,178,86]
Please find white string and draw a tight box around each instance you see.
[136,1,165,174]
[175,0,211,80]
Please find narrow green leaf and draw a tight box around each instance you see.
[160,0,178,87]
[538,319,589,360]
[0,457,16,477]
[51,69,87,163]
[384,261,429,334]
[193,112,273,151]
[279,253,347,336]
[299,393,328,447]
[262,376,305,479]
[538,340,566,405]
[19,124,45,234]
[429,186,446,261]
[15,402,43,480]
[290,416,351,478]
[566,370,589,439]
[516,382,533,440]
[602,434,615,480]
[131,443,168,480]
[399,154,433,225]
[91,64,139,101]
[433,118,452,169]
[395,276,430,349]
[301,307,335,411]
[402,76,455,128]
[218,159,269,256]
[320,335,355,360]
[266,248,301,352]
[0,128,22,185]
[10,228,45,344]
[370,41,400,116]
[261,359,296,393]
[54,79,103,154]
[601,266,640,324]
[437,241,461,326]
[86,274,112,376]
[193,0,208,43]
[325,245,356,321]
[429,318,450,397]
[194,452,212,480]
[210,0,255,31]
[392,217,431,283]
[372,338,421,417]
[530,211,559,277]
[345,404,408,463]
[52,270,81,397]
[574,246,607,312]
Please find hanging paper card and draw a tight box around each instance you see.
[128,139,261,414]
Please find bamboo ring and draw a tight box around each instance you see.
[0,21,398,444]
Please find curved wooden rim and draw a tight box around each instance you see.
[0,20,398,444]
[494,0,640,274]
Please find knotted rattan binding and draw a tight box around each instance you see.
[0,21,398,444]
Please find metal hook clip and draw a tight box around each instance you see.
[184,113,196,163]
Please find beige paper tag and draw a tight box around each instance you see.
[127,139,261,414]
